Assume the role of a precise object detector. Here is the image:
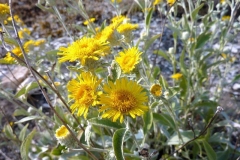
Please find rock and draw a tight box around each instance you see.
[0,66,30,91]
[232,83,240,91]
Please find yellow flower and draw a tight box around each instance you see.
[67,72,102,118]
[95,26,119,46]
[167,0,176,6]
[55,125,76,147]
[0,41,32,64]
[7,15,23,24]
[171,73,183,80]
[95,26,115,42]
[115,47,142,73]
[154,0,162,5]
[221,53,227,59]
[221,15,230,21]
[55,125,70,139]
[83,18,96,25]
[220,0,225,3]
[117,23,138,34]
[150,84,162,97]
[111,0,122,3]
[111,15,128,28]
[57,37,110,65]
[0,3,10,20]
[34,39,45,46]
[18,28,31,39]
[99,78,148,123]
[23,40,35,50]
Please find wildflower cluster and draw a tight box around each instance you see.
[1,0,239,159]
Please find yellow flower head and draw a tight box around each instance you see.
[7,15,23,24]
[221,53,227,59]
[115,47,142,73]
[154,0,162,5]
[111,15,128,28]
[0,3,10,20]
[171,73,183,80]
[150,84,162,97]
[18,28,31,39]
[99,78,148,123]
[23,40,35,50]
[34,39,46,46]
[55,125,76,147]
[117,23,138,34]
[67,72,102,118]
[220,0,225,3]
[0,40,34,64]
[95,26,115,43]
[83,18,96,25]
[55,125,70,139]
[111,0,122,3]
[167,0,176,6]
[221,15,230,21]
[58,37,110,65]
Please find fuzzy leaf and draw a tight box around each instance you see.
[143,110,153,135]
[19,123,29,141]
[3,124,17,140]
[88,118,125,130]
[113,128,127,160]
[20,129,36,160]
[202,140,217,160]
[196,32,211,49]
[191,3,204,20]
[15,116,42,124]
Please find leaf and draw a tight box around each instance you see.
[202,139,217,160]
[46,50,58,55]
[180,49,187,74]
[15,82,39,98]
[113,128,127,160]
[143,110,153,135]
[13,108,30,116]
[159,74,169,89]
[20,129,36,160]
[19,124,29,141]
[88,118,125,130]
[144,34,161,51]
[194,100,218,108]
[153,113,175,130]
[85,125,92,146]
[232,74,240,83]
[54,106,67,126]
[179,76,187,98]
[154,50,170,62]
[196,32,211,49]
[145,7,153,26]
[167,130,197,145]
[191,3,205,20]
[15,116,42,124]
[150,101,161,109]
[3,124,17,140]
